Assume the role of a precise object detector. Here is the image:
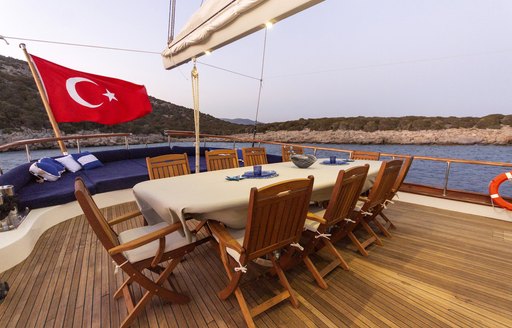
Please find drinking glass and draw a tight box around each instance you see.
[253,165,262,176]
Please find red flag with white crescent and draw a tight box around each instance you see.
[30,54,152,125]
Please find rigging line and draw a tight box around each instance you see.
[2,36,161,54]
[252,28,268,145]
[196,61,260,80]
[266,48,512,80]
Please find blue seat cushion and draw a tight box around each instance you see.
[0,162,33,193]
[171,146,209,157]
[17,171,95,209]
[92,149,130,163]
[186,156,208,173]
[83,160,149,193]
[129,146,173,159]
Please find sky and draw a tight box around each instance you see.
[0,0,511,123]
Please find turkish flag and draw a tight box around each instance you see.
[30,54,152,125]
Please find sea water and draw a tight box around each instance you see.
[1,142,511,197]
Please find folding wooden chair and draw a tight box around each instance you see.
[296,165,369,289]
[377,155,413,235]
[330,160,402,256]
[281,145,304,162]
[207,176,314,328]
[74,177,195,328]
[350,150,381,160]
[241,147,268,166]
[205,149,239,171]
[146,153,191,179]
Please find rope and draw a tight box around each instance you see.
[382,199,395,209]
[252,28,268,146]
[290,243,304,251]
[1,35,160,54]
[234,265,247,273]
[191,62,200,174]
[113,260,129,274]
[315,231,331,240]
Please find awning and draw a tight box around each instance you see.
[162,0,324,70]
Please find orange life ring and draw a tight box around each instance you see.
[489,171,512,211]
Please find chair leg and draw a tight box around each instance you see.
[271,255,299,308]
[371,216,392,238]
[361,220,383,246]
[323,239,350,271]
[234,288,256,328]
[303,255,328,289]
[347,231,369,257]
[379,212,396,230]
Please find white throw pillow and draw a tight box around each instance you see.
[29,162,61,182]
[55,155,82,173]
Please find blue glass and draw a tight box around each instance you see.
[329,156,337,164]
[253,165,262,176]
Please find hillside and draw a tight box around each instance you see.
[0,55,247,136]
[1,54,511,146]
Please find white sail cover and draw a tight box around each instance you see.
[162,0,324,70]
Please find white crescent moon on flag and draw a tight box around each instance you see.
[65,77,103,108]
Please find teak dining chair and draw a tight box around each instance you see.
[146,153,191,179]
[330,160,402,256]
[241,147,268,166]
[377,155,413,235]
[208,176,314,328]
[298,165,369,288]
[205,149,240,171]
[281,145,305,162]
[74,177,195,328]
[350,150,381,161]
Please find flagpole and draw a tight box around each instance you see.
[191,61,200,174]
[19,43,68,154]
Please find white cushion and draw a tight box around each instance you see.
[304,206,326,232]
[55,155,82,172]
[355,200,365,212]
[118,222,194,263]
[212,227,246,265]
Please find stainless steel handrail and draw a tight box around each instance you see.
[165,130,512,200]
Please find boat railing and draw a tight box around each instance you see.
[165,130,512,205]
[0,133,132,164]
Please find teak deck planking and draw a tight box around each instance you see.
[1,201,511,327]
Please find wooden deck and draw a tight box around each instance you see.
[1,201,511,327]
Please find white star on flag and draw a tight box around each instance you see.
[103,89,118,102]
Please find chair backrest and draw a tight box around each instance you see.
[323,165,370,226]
[146,153,191,179]
[242,147,268,166]
[391,155,413,194]
[205,149,240,171]
[366,160,403,210]
[243,176,314,261]
[74,177,119,251]
[350,150,381,161]
[281,145,305,162]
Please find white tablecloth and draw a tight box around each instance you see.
[133,159,381,242]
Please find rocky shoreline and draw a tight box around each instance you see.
[233,126,512,145]
[1,126,511,151]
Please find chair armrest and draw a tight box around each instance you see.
[207,220,243,254]
[108,221,183,255]
[307,212,327,225]
[108,210,142,226]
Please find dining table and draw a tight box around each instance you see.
[132,159,382,242]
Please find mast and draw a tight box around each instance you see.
[20,43,68,154]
